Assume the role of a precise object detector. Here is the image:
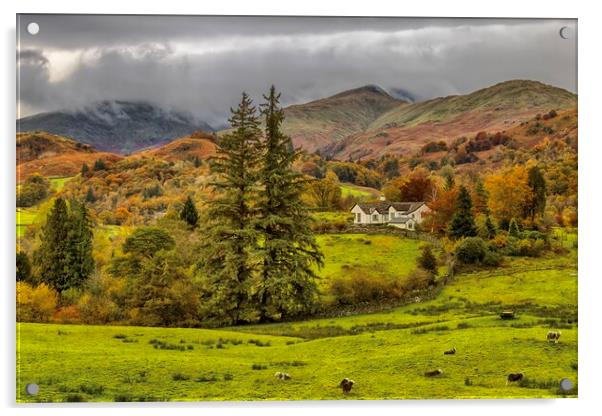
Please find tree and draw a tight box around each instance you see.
[179,196,199,228]
[508,218,521,237]
[85,186,96,203]
[81,163,90,176]
[383,168,433,202]
[526,166,547,220]
[448,185,478,239]
[423,186,458,235]
[255,85,324,321]
[473,180,489,215]
[63,201,95,290]
[16,251,32,282]
[34,198,71,292]
[93,159,107,171]
[17,174,50,207]
[122,227,175,258]
[484,215,497,239]
[417,245,438,276]
[485,165,531,227]
[305,170,342,209]
[198,92,263,325]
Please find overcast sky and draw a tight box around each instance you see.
[17,15,577,126]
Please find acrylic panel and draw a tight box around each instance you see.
[16,14,578,402]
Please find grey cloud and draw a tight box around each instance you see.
[16,16,577,125]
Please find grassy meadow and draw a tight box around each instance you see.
[17,240,577,402]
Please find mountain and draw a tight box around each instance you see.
[17,101,214,154]
[319,80,577,160]
[282,85,405,152]
[135,130,218,162]
[17,131,122,181]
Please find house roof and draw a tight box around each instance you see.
[353,201,425,215]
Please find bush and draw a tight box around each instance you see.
[16,282,58,322]
[482,250,502,266]
[455,237,487,264]
[17,174,50,207]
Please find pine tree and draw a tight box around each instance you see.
[198,92,263,325]
[85,185,96,203]
[526,166,547,220]
[255,85,324,321]
[473,180,490,215]
[448,185,478,239]
[180,196,199,228]
[16,251,32,282]
[484,215,497,239]
[34,198,71,292]
[417,245,438,276]
[63,201,95,289]
[508,217,521,237]
[81,163,90,176]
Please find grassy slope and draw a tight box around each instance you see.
[17,237,577,402]
[340,183,381,199]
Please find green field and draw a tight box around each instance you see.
[17,245,577,402]
[340,183,380,199]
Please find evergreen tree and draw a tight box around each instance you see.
[198,92,263,325]
[93,159,106,171]
[63,201,95,289]
[180,196,199,228]
[444,174,455,191]
[448,185,478,239]
[34,198,71,292]
[417,245,438,276]
[193,156,201,168]
[484,215,497,239]
[81,163,90,176]
[85,186,96,203]
[473,180,490,215]
[526,166,547,220]
[508,217,521,237]
[255,85,324,321]
[16,251,32,282]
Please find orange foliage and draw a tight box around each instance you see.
[484,165,531,224]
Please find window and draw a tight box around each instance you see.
[409,222,414,230]
[356,213,361,222]
[373,214,378,222]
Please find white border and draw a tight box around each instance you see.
[3,1,601,415]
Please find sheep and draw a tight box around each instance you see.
[274,372,291,380]
[547,331,562,343]
[339,378,355,394]
[443,347,456,355]
[424,369,443,377]
[506,372,524,385]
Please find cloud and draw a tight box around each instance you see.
[17,16,577,125]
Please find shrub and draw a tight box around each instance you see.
[252,364,267,370]
[64,394,85,402]
[172,372,190,381]
[52,305,81,324]
[455,237,487,264]
[16,282,58,322]
[482,250,502,266]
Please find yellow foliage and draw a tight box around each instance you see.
[16,282,58,322]
[484,165,531,223]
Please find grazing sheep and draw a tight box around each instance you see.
[443,347,456,355]
[424,369,443,377]
[339,378,355,395]
[274,372,291,380]
[506,372,524,385]
[547,331,562,343]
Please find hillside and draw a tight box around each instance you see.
[17,101,214,154]
[17,131,122,181]
[135,131,218,163]
[320,80,577,160]
[282,85,404,152]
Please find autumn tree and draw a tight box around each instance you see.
[485,165,531,228]
[305,170,342,209]
[255,85,324,321]
[423,187,458,235]
[383,168,433,202]
[198,92,263,325]
[180,196,199,228]
[448,185,478,239]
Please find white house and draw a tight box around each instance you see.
[350,201,430,230]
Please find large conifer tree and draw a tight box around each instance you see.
[180,196,199,228]
[198,92,263,325]
[64,201,95,289]
[526,166,547,220]
[34,198,71,292]
[448,185,478,239]
[255,86,323,320]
